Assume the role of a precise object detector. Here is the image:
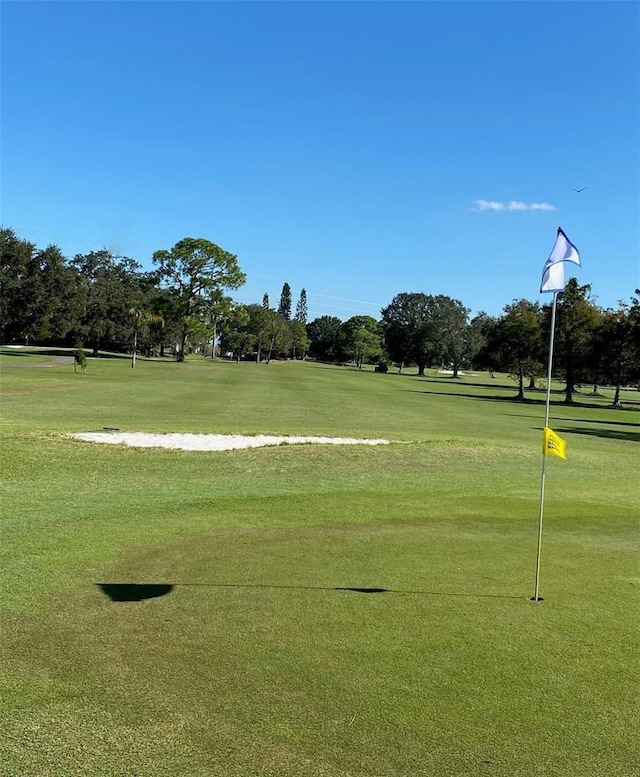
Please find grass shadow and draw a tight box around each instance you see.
[508,414,640,426]
[97,582,522,602]
[410,389,612,410]
[555,426,640,443]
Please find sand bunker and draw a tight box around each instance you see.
[70,432,390,451]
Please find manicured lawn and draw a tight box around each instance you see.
[1,354,638,776]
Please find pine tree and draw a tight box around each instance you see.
[295,288,308,325]
[262,293,270,309]
[278,282,292,320]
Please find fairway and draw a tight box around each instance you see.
[1,353,638,777]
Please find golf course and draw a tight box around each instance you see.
[1,349,638,777]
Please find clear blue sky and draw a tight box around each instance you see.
[2,1,638,322]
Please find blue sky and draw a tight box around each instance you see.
[2,1,638,322]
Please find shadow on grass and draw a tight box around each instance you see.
[97,582,522,602]
[1,347,135,360]
[509,414,640,426]
[410,388,614,410]
[416,376,519,391]
[554,426,640,443]
[0,349,37,358]
[519,418,640,443]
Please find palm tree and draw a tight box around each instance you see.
[129,306,164,368]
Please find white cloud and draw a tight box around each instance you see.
[528,202,556,211]
[473,200,555,212]
[474,200,506,211]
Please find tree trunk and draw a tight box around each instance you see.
[564,382,575,403]
[452,363,459,378]
[611,384,623,407]
[528,377,536,390]
[417,360,425,376]
[517,364,525,399]
[398,361,404,374]
[211,319,217,359]
[131,329,138,368]
[177,326,188,362]
[266,336,276,364]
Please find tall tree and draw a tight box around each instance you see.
[72,251,146,356]
[129,305,164,367]
[288,319,309,360]
[490,300,545,398]
[146,287,179,358]
[0,228,39,343]
[593,302,637,406]
[218,305,252,362]
[431,295,471,377]
[307,315,343,362]
[551,279,600,403]
[380,293,437,376]
[245,303,272,362]
[278,282,292,320]
[295,288,308,325]
[153,238,245,362]
[340,315,383,368]
[201,289,235,358]
[467,312,493,371]
[262,293,270,309]
[35,245,85,343]
[263,309,289,364]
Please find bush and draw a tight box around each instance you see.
[74,343,87,373]
[375,362,388,373]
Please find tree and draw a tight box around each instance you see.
[153,238,246,362]
[278,282,292,320]
[219,305,252,361]
[72,251,146,356]
[380,293,436,375]
[340,315,383,368]
[467,312,493,371]
[551,279,600,403]
[295,288,308,325]
[201,289,235,358]
[35,245,85,343]
[307,315,343,362]
[490,300,545,399]
[592,301,638,406]
[0,229,40,343]
[129,306,164,368]
[262,293,270,309]
[289,319,309,359]
[146,288,179,358]
[431,295,471,377]
[263,310,289,364]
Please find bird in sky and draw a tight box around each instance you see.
[572,187,587,193]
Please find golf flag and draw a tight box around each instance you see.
[542,427,567,460]
[540,227,581,293]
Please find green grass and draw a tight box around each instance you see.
[1,353,638,776]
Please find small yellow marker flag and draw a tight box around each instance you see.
[542,427,567,460]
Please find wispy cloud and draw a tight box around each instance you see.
[473,200,555,212]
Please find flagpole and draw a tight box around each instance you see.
[533,291,558,602]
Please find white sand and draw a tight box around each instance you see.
[70,432,390,451]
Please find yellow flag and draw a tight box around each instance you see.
[542,427,567,460]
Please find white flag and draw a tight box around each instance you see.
[540,227,581,293]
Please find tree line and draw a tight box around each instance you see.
[1,227,638,404]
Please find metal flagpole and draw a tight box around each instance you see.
[533,291,558,602]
